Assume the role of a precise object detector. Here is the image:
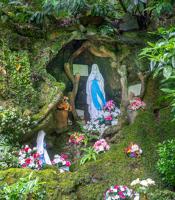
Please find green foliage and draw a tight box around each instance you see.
[148,189,175,200]
[98,25,115,36]
[0,134,19,169]
[147,0,175,16]
[140,27,175,118]
[0,172,46,200]
[157,139,175,186]
[80,147,97,165]
[140,27,175,79]
[0,107,32,143]
[0,40,37,108]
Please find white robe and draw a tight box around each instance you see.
[86,64,106,119]
[36,130,52,165]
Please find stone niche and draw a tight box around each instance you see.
[46,39,144,120]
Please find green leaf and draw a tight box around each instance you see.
[163,66,172,79]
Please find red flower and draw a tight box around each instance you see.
[25,158,31,165]
[22,163,27,168]
[33,153,40,159]
[24,147,30,153]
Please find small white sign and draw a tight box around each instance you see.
[76,109,84,120]
[128,83,141,96]
[73,64,88,76]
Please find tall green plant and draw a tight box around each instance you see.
[157,139,175,186]
[0,173,46,200]
[140,27,175,118]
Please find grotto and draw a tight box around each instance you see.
[1,1,175,200]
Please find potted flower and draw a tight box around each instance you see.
[128,97,146,124]
[18,145,42,170]
[52,154,71,173]
[68,132,86,159]
[93,139,110,153]
[125,143,142,158]
[104,185,132,200]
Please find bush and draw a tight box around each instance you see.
[157,139,175,186]
[148,189,175,200]
[0,134,19,169]
[0,107,32,143]
[0,173,46,200]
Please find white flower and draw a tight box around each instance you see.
[131,178,140,186]
[140,180,148,187]
[131,144,139,152]
[146,178,155,185]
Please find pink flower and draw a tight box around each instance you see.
[93,139,110,153]
[105,115,113,121]
[61,154,68,160]
[114,185,119,189]
[66,161,71,167]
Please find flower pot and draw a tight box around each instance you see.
[55,110,68,130]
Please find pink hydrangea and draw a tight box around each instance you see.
[93,139,110,153]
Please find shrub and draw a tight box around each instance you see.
[0,107,32,143]
[148,189,175,200]
[0,173,46,200]
[157,139,175,186]
[0,134,19,169]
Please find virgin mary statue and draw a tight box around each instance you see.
[36,130,52,165]
[86,64,106,119]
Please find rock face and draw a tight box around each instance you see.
[46,34,148,120]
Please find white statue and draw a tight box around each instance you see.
[86,64,106,119]
[36,130,52,165]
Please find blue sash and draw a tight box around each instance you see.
[40,142,46,165]
[91,79,106,110]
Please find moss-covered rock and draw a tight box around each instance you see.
[0,107,174,199]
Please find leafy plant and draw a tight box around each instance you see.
[148,189,175,200]
[140,27,175,79]
[0,134,19,169]
[80,147,97,165]
[157,139,175,186]
[140,27,175,119]
[0,172,46,200]
[0,107,32,143]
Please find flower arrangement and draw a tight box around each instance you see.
[18,145,42,170]
[125,143,142,158]
[84,100,120,134]
[128,97,146,111]
[93,139,110,153]
[104,100,116,112]
[52,154,71,173]
[69,132,85,145]
[104,185,132,200]
[130,178,155,199]
[57,96,72,111]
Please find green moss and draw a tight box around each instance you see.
[0,107,174,199]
